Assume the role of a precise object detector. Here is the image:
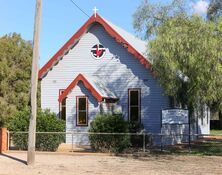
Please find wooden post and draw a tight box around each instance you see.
[27,0,42,166]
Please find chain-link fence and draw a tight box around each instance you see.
[150,134,222,155]
[7,131,222,155]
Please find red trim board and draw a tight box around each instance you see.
[58,74,103,102]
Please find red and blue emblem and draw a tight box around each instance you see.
[91,44,106,59]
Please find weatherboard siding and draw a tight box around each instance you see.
[41,23,170,144]
[65,82,99,144]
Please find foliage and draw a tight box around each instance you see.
[207,0,222,126]
[207,0,222,22]
[133,0,222,122]
[0,33,32,127]
[128,121,144,133]
[8,109,65,151]
[210,130,222,135]
[128,122,146,147]
[88,113,130,153]
[133,0,188,39]
[149,15,222,111]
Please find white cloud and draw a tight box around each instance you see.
[191,0,209,15]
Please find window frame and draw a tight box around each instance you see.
[76,96,88,126]
[128,88,141,123]
[59,89,66,120]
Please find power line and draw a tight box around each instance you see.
[69,0,90,18]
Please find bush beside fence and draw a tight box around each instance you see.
[7,109,65,151]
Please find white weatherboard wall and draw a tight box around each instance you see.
[41,23,172,144]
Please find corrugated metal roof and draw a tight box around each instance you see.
[83,74,117,99]
[102,17,148,60]
[58,73,117,102]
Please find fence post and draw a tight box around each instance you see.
[161,134,163,152]
[188,133,191,152]
[149,134,153,148]
[0,128,8,153]
[143,132,145,152]
[71,132,74,152]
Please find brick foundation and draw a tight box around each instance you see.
[0,128,7,153]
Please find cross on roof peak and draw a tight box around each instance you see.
[93,7,99,18]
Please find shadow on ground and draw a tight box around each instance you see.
[0,153,27,165]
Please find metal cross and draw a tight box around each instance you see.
[93,7,99,18]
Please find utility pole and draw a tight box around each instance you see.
[27,0,42,166]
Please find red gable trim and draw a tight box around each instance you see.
[39,15,95,79]
[58,74,103,102]
[39,14,152,79]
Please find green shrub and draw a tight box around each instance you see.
[8,109,65,151]
[128,121,144,133]
[128,122,145,147]
[88,113,130,153]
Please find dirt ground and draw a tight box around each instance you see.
[0,151,222,175]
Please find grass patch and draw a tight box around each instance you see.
[189,139,222,156]
[152,138,222,156]
[210,130,222,135]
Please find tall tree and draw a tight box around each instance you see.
[207,0,222,22]
[0,33,32,127]
[207,0,222,127]
[133,0,188,38]
[149,15,222,112]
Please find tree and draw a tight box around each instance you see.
[149,15,222,113]
[134,0,222,127]
[207,0,222,128]
[133,0,188,38]
[0,33,32,127]
[207,0,222,22]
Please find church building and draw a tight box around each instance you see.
[38,12,209,144]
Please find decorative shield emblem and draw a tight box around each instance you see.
[91,44,106,59]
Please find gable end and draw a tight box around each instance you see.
[39,14,152,80]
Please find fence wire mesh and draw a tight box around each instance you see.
[7,131,222,155]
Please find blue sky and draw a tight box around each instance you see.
[0,0,208,67]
